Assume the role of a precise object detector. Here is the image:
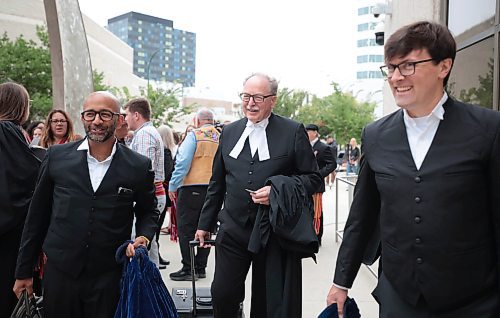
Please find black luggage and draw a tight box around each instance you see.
[172,240,244,317]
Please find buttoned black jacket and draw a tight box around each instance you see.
[198,113,322,238]
[16,140,159,279]
[334,98,500,311]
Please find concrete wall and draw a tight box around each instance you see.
[0,0,146,97]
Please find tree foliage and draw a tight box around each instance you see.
[273,88,309,120]
[0,27,52,120]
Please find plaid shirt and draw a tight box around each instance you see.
[130,121,165,182]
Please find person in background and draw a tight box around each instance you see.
[114,117,129,145]
[328,21,500,317]
[39,109,77,148]
[346,137,360,175]
[325,135,338,187]
[168,108,219,281]
[305,124,336,246]
[0,82,40,317]
[26,121,44,141]
[125,98,164,267]
[156,124,176,268]
[195,73,322,317]
[13,91,159,317]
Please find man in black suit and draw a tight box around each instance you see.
[13,91,159,317]
[327,21,500,317]
[305,124,336,245]
[195,73,322,317]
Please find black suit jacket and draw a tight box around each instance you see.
[198,113,322,242]
[334,98,500,311]
[16,140,159,279]
[312,140,336,193]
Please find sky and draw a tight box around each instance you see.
[78,0,358,102]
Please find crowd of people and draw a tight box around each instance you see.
[1,20,499,318]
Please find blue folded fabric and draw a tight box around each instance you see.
[114,243,179,318]
[318,297,361,318]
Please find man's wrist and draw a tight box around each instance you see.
[136,235,150,245]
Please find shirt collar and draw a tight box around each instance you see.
[403,92,447,127]
[77,138,118,162]
[135,121,153,132]
[246,116,269,128]
[310,137,319,146]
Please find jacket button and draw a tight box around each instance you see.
[248,171,253,175]
[416,257,423,264]
[414,196,421,203]
[414,176,421,183]
[250,161,254,165]
[414,216,421,223]
[415,237,421,244]
[89,218,94,224]
[248,181,252,184]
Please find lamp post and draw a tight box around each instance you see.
[146,47,163,92]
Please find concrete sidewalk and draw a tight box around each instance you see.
[159,175,379,317]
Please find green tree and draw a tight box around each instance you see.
[296,83,375,146]
[273,88,309,119]
[0,27,52,120]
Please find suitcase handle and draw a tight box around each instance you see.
[189,239,216,247]
[196,296,212,306]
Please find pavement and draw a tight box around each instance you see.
[158,172,379,317]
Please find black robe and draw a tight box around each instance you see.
[0,121,40,317]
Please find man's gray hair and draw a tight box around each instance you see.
[243,73,278,95]
[196,108,215,122]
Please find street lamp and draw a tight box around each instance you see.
[146,47,164,90]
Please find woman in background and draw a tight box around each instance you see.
[39,109,76,148]
[0,82,40,316]
[156,124,176,267]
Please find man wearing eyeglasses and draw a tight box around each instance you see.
[195,73,322,317]
[13,91,159,317]
[327,21,500,317]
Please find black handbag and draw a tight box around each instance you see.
[10,290,43,318]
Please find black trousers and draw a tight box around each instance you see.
[43,261,121,318]
[211,226,267,318]
[374,272,500,318]
[177,185,210,269]
[0,223,23,318]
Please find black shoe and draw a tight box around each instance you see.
[159,256,170,266]
[159,264,167,270]
[169,268,198,281]
[196,268,206,279]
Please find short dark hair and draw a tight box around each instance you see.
[385,21,456,86]
[0,82,30,124]
[124,97,151,120]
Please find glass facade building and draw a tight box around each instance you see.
[446,0,497,110]
[107,12,196,87]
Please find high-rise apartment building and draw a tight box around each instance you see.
[107,12,196,87]
[354,0,385,118]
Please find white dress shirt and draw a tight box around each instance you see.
[229,117,270,161]
[403,92,447,170]
[77,138,117,192]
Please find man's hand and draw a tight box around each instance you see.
[250,185,271,205]
[195,230,211,248]
[13,278,33,299]
[168,190,177,203]
[326,285,348,318]
[126,236,149,257]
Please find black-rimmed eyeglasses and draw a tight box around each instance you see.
[239,93,276,103]
[380,58,435,78]
[81,110,120,122]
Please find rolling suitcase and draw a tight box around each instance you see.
[172,240,244,317]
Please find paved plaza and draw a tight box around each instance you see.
[159,172,379,317]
